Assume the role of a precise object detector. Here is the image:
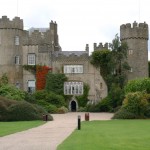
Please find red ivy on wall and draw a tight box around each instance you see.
[36,65,52,90]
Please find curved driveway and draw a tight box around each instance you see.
[0,112,114,150]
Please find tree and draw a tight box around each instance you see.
[45,72,67,95]
[109,34,130,88]
[91,34,130,90]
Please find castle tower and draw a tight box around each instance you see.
[120,21,149,80]
[0,16,24,88]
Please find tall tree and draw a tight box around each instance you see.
[91,34,130,91]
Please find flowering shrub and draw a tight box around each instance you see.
[36,66,52,90]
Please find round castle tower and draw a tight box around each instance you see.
[120,21,149,80]
[0,16,24,87]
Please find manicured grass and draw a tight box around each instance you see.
[57,120,150,150]
[0,121,45,137]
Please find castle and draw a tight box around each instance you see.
[0,16,149,111]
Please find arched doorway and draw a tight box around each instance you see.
[71,101,77,112]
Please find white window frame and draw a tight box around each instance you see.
[129,49,133,55]
[64,65,83,74]
[15,36,19,45]
[15,55,20,65]
[28,80,35,93]
[28,54,36,65]
[64,82,83,95]
[129,67,133,72]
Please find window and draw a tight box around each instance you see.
[129,50,133,55]
[15,55,20,65]
[28,80,35,93]
[64,65,83,74]
[15,36,19,45]
[100,83,103,89]
[129,67,133,72]
[64,82,83,95]
[28,54,35,65]
[15,81,20,89]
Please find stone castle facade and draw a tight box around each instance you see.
[0,16,149,111]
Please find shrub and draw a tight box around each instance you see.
[97,97,113,112]
[123,92,148,117]
[113,108,137,119]
[33,90,66,108]
[45,92,66,107]
[7,101,43,121]
[113,92,149,119]
[144,104,150,118]
[124,78,150,94]
[57,106,68,114]
[0,97,53,121]
[0,84,25,101]
[78,107,86,112]
[46,104,58,113]
[85,104,99,112]
[24,92,36,103]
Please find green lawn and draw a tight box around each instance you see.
[57,120,150,150]
[0,121,45,137]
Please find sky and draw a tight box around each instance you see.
[0,0,150,59]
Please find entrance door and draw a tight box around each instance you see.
[71,101,76,112]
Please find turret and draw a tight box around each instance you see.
[93,42,108,51]
[0,16,23,30]
[120,21,149,80]
[120,21,148,40]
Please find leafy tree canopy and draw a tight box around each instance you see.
[124,78,150,94]
[45,72,67,95]
[91,34,130,90]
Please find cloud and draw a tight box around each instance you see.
[0,0,150,60]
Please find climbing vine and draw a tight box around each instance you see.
[76,83,90,107]
[36,66,52,90]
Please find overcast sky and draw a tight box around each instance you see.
[0,0,150,59]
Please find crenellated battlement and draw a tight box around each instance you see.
[0,16,23,30]
[120,21,149,40]
[94,42,108,51]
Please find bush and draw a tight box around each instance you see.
[7,101,44,121]
[46,104,58,113]
[123,92,148,117]
[57,106,68,114]
[0,84,25,101]
[33,90,66,108]
[24,92,36,103]
[125,78,150,94]
[78,107,86,112]
[97,97,113,112]
[113,92,149,119]
[113,108,137,119]
[85,104,99,112]
[0,97,53,121]
[45,92,66,107]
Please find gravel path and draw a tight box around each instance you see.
[0,112,114,150]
